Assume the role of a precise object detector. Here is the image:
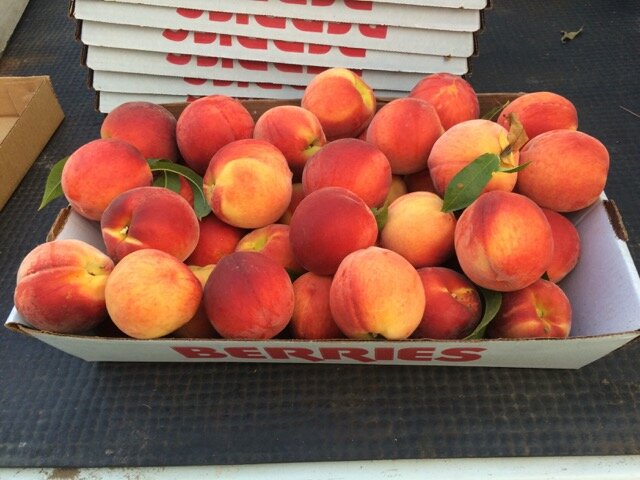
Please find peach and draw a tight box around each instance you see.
[403,168,437,194]
[105,248,202,339]
[203,139,293,229]
[172,264,218,339]
[203,251,294,339]
[542,208,581,283]
[329,246,425,340]
[100,101,178,162]
[427,119,519,197]
[177,176,195,208]
[176,94,255,174]
[382,175,408,207]
[14,239,114,333]
[61,138,153,221]
[185,213,244,267]
[253,105,327,179]
[487,279,572,339]
[454,190,554,292]
[301,67,376,140]
[291,272,344,339]
[302,138,392,208]
[379,192,456,268]
[278,182,305,225]
[497,91,578,140]
[516,129,609,212]
[235,223,302,273]
[101,186,199,262]
[289,186,378,275]
[409,72,479,130]
[414,267,482,339]
[365,97,444,175]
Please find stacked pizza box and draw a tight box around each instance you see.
[70,0,488,112]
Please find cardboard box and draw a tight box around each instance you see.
[0,76,64,210]
[5,95,640,369]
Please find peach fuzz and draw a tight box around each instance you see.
[185,213,244,267]
[516,129,609,212]
[542,208,581,283]
[413,267,482,340]
[100,101,178,162]
[61,138,153,221]
[427,119,519,197]
[291,272,344,340]
[278,182,305,225]
[105,249,202,339]
[101,186,199,263]
[176,95,255,175]
[235,223,302,273]
[302,138,392,208]
[289,186,378,276]
[253,105,327,179]
[409,72,479,130]
[330,246,425,340]
[487,279,572,339]
[365,97,444,175]
[14,239,114,334]
[203,251,294,339]
[301,67,376,140]
[379,192,456,268]
[172,264,218,339]
[203,139,293,229]
[497,91,578,140]
[454,190,554,292]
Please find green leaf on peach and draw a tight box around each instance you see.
[464,287,502,340]
[498,160,531,173]
[152,170,181,193]
[441,153,500,213]
[38,156,68,211]
[481,100,510,121]
[371,204,389,231]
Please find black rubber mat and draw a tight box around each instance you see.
[1,0,639,468]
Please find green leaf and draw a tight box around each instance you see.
[38,156,68,210]
[152,170,182,193]
[499,160,531,174]
[441,153,500,213]
[371,204,389,231]
[482,100,510,121]
[464,287,502,340]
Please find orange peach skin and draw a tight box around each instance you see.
[454,190,554,292]
[542,208,581,283]
[330,246,426,340]
[302,138,392,208]
[173,264,218,339]
[379,192,456,268]
[236,223,302,273]
[516,129,609,212]
[101,186,200,262]
[61,138,153,221]
[105,249,202,339]
[497,91,578,140]
[278,182,305,225]
[291,272,344,340]
[365,97,444,175]
[100,101,178,162]
[382,175,408,207]
[176,95,255,175]
[203,139,293,229]
[203,251,294,339]
[14,239,114,334]
[487,279,572,339]
[185,213,244,267]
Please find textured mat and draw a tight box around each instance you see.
[1,0,639,468]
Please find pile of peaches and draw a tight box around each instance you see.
[14,68,609,342]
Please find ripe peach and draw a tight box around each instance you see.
[177,176,194,208]
[379,192,456,268]
[302,138,392,208]
[454,190,554,292]
[101,186,199,262]
[203,139,293,229]
[253,105,327,179]
[487,279,572,339]
[382,175,408,207]
[61,138,153,221]
[14,239,114,333]
[235,223,302,273]
[289,186,378,276]
[516,129,609,212]
[542,208,581,283]
[427,119,519,197]
[497,91,578,140]
[414,267,482,339]
[278,182,305,225]
[365,97,444,175]
[203,251,294,339]
[100,101,178,162]
[330,246,425,340]
[404,168,437,194]
[409,72,479,130]
[105,248,202,339]
[291,272,343,340]
[172,264,218,339]
[176,94,255,174]
[301,67,376,140]
[185,213,244,267]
